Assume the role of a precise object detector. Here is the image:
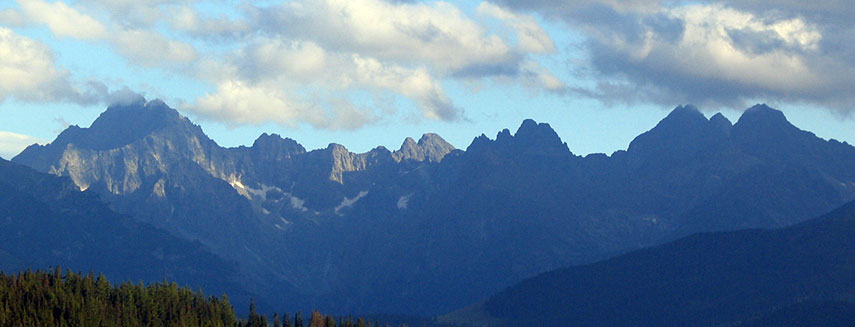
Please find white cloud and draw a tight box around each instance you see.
[0,131,45,159]
[79,0,183,27]
[18,0,108,40]
[256,0,517,74]
[234,39,331,84]
[195,0,562,126]
[498,0,855,110]
[519,60,566,92]
[663,4,822,91]
[190,80,379,130]
[0,26,149,106]
[187,40,457,128]
[0,8,27,26]
[2,0,568,128]
[477,2,556,54]
[113,28,198,66]
[12,0,197,68]
[0,27,79,103]
[193,81,319,127]
[353,55,459,120]
[169,5,250,39]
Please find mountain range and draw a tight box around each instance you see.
[9,99,855,315]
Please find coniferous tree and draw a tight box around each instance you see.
[273,313,281,327]
[246,299,267,327]
[309,310,325,327]
[283,312,292,327]
[295,310,304,327]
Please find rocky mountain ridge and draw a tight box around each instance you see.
[11,100,855,315]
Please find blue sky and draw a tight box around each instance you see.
[0,0,853,159]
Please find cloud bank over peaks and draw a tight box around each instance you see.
[183,0,562,129]
[498,0,855,114]
[2,0,565,130]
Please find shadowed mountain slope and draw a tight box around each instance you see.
[448,200,855,327]
[0,158,253,306]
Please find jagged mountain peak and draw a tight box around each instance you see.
[655,104,708,129]
[401,137,418,147]
[396,137,421,158]
[514,119,558,140]
[418,133,448,147]
[370,145,392,155]
[672,103,701,113]
[12,99,208,171]
[394,133,455,163]
[626,105,733,160]
[496,128,512,143]
[465,120,570,156]
[252,133,304,149]
[92,98,186,129]
[730,104,843,167]
[514,119,571,155]
[328,142,348,150]
[735,104,792,130]
[51,98,199,152]
[709,112,732,126]
[467,133,492,152]
[709,112,733,135]
[249,133,306,159]
[517,118,538,132]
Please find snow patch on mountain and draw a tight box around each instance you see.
[227,175,250,198]
[397,193,412,209]
[335,190,369,215]
[284,193,309,212]
[153,179,166,198]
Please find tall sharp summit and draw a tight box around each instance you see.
[626,104,731,163]
[467,119,571,158]
[393,133,456,163]
[10,100,855,316]
[15,99,208,173]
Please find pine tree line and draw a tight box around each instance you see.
[0,268,237,327]
[248,309,376,327]
[0,268,450,327]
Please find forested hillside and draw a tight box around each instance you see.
[0,269,237,327]
[0,269,448,327]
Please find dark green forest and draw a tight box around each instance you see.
[0,268,237,326]
[0,269,448,327]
